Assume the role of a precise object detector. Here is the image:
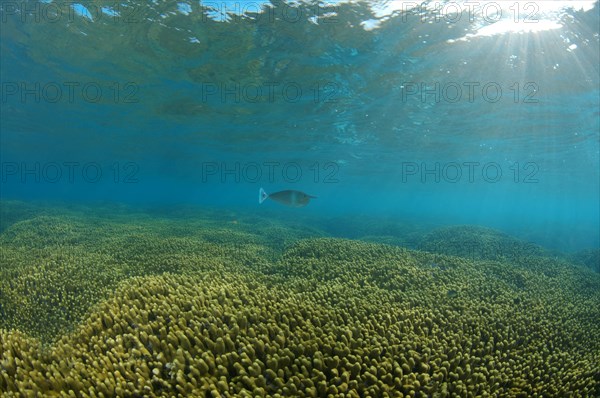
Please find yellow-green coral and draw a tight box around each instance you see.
[417,225,550,262]
[570,249,600,273]
[2,260,599,397]
[0,202,324,343]
[0,201,599,397]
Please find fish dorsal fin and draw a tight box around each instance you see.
[259,187,269,204]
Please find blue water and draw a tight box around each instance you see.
[1,0,599,252]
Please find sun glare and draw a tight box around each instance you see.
[362,0,598,35]
[466,1,598,38]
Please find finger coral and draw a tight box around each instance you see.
[416,225,550,262]
[1,202,598,397]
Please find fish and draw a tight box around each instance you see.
[259,187,316,207]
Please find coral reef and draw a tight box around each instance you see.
[0,200,51,233]
[570,249,600,273]
[0,203,321,342]
[416,225,550,263]
[1,201,599,397]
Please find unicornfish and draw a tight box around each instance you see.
[259,188,316,207]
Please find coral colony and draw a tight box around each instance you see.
[1,201,599,397]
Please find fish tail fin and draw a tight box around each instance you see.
[259,187,268,204]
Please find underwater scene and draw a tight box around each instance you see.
[1,1,599,397]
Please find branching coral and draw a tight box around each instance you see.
[0,202,598,397]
